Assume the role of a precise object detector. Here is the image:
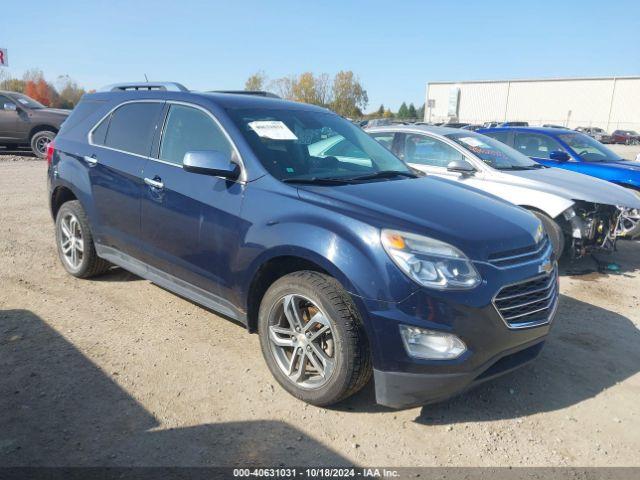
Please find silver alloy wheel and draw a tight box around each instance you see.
[268,294,336,389]
[59,212,84,270]
[34,135,51,156]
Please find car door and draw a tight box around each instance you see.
[87,101,165,258]
[140,102,245,303]
[0,95,20,140]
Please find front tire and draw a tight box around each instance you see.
[258,271,371,406]
[30,130,56,159]
[55,200,110,278]
[532,211,565,259]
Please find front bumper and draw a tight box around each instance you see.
[353,258,557,409]
[374,337,546,409]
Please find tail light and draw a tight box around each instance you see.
[46,141,55,166]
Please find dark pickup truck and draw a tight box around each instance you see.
[0,90,69,158]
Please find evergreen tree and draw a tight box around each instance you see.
[407,103,417,119]
[397,102,409,119]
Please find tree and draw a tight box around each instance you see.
[314,73,331,106]
[55,76,86,109]
[416,103,425,121]
[383,108,394,118]
[408,103,417,119]
[377,104,385,116]
[292,72,322,105]
[24,79,54,106]
[244,71,267,91]
[330,71,368,118]
[0,77,25,93]
[397,102,409,119]
[269,75,296,100]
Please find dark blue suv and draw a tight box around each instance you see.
[47,82,557,408]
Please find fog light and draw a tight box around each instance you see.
[399,325,466,360]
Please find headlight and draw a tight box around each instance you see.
[381,229,481,290]
[399,325,466,360]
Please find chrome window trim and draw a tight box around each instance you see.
[86,99,247,183]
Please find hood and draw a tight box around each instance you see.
[296,176,542,262]
[590,159,640,171]
[41,108,71,116]
[498,167,640,209]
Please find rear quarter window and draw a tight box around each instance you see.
[58,99,107,136]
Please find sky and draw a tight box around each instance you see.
[2,0,639,112]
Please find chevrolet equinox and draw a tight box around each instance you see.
[47,82,558,408]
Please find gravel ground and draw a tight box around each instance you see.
[1,154,639,467]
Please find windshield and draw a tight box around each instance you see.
[558,132,622,162]
[225,107,411,181]
[445,132,540,170]
[12,93,45,109]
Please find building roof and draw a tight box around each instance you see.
[428,76,640,86]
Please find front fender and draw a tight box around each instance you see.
[467,179,574,219]
[238,219,417,304]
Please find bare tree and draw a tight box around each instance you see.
[269,75,296,100]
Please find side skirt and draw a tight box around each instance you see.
[95,244,247,324]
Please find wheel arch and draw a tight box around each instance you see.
[50,185,80,220]
[29,124,59,140]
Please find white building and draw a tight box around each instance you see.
[425,76,640,132]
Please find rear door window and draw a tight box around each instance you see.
[103,102,164,156]
[159,104,232,165]
[401,133,464,167]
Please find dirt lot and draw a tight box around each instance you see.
[1,152,639,467]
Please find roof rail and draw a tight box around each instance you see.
[209,90,280,99]
[99,82,189,92]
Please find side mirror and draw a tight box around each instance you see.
[447,160,476,174]
[2,102,17,111]
[182,150,240,179]
[549,150,570,162]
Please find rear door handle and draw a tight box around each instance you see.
[83,155,98,165]
[144,177,164,189]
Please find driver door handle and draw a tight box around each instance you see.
[144,177,164,189]
[83,155,98,165]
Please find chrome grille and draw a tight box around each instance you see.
[493,269,558,329]
[489,236,551,268]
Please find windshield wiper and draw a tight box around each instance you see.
[344,170,419,182]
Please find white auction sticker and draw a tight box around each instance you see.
[248,121,298,140]
[458,136,483,147]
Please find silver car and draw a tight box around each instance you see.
[363,125,640,258]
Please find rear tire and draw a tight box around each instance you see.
[258,271,371,406]
[55,200,111,278]
[30,130,55,159]
[532,211,565,259]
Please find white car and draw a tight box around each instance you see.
[359,126,640,258]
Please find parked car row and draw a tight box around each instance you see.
[42,83,640,410]
[366,125,640,257]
